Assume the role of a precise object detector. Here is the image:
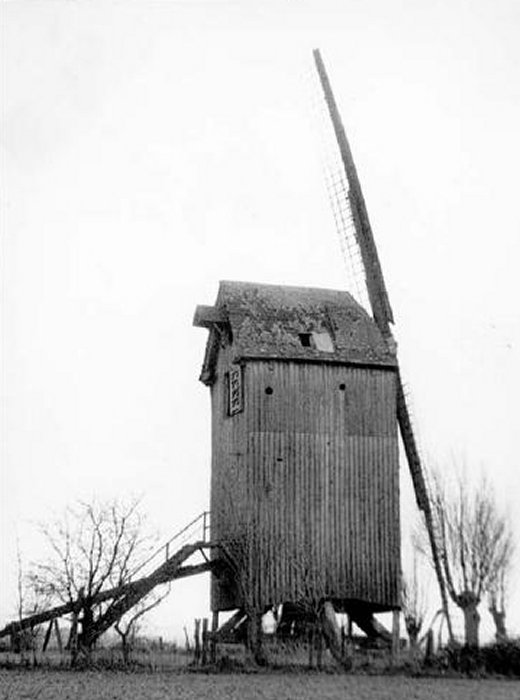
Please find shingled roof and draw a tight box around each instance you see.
[194,281,397,385]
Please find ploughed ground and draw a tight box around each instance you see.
[1,670,520,700]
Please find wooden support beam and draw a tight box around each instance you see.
[391,610,400,665]
[193,305,228,328]
[42,619,53,652]
[54,619,63,654]
[0,542,215,640]
[66,614,78,652]
[212,608,246,641]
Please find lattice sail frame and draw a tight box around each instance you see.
[307,63,371,314]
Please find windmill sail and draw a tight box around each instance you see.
[312,49,394,336]
[312,48,453,640]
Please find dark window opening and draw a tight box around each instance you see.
[339,383,346,391]
[265,386,273,395]
[298,331,334,352]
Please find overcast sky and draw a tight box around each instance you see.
[2,0,520,643]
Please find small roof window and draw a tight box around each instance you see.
[298,331,334,353]
[312,331,334,352]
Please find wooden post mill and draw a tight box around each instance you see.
[190,49,449,648]
[194,280,401,637]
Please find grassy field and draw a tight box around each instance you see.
[2,669,520,700]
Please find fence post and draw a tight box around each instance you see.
[194,618,201,665]
[308,625,314,668]
[425,628,434,664]
[210,611,218,664]
[316,624,323,670]
[201,618,209,665]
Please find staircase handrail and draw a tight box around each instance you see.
[129,510,210,579]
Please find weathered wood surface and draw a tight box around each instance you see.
[210,354,400,612]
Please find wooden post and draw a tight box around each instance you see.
[201,618,209,665]
[347,614,353,638]
[391,610,400,665]
[194,618,201,665]
[316,624,323,670]
[42,620,53,652]
[246,612,264,664]
[54,619,63,654]
[425,628,434,665]
[210,611,218,664]
[183,625,191,652]
[308,625,314,668]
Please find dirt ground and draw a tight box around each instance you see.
[1,670,520,700]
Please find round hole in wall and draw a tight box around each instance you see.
[339,383,346,391]
[265,386,273,395]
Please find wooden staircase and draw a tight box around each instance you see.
[0,512,215,645]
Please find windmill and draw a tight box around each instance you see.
[311,48,453,642]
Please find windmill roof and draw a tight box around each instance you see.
[194,280,396,384]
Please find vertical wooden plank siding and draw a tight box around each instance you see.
[209,341,249,610]
[211,355,400,612]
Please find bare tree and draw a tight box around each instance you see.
[422,467,513,647]
[114,584,170,664]
[27,497,157,657]
[488,535,514,643]
[401,555,427,656]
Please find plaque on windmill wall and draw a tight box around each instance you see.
[228,366,243,416]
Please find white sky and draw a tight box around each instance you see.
[2,0,520,644]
